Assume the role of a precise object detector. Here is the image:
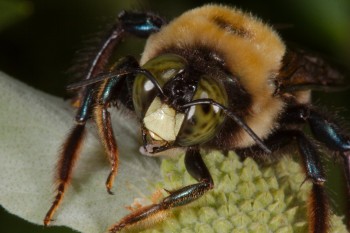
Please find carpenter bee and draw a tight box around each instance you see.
[44,4,349,233]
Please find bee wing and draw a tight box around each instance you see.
[277,47,348,93]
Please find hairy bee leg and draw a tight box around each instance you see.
[282,105,350,229]
[282,106,350,154]
[75,11,166,102]
[284,105,350,232]
[296,132,326,185]
[66,10,167,192]
[94,77,124,194]
[184,147,214,185]
[305,109,350,229]
[236,129,329,233]
[44,88,94,225]
[93,56,141,194]
[95,106,118,194]
[271,131,329,233]
[45,10,165,225]
[296,132,329,233]
[44,124,86,226]
[108,147,213,232]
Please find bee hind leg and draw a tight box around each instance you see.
[294,130,329,233]
[236,128,329,233]
[279,105,350,232]
[305,108,350,230]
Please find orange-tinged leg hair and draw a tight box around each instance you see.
[44,124,86,225]
[93,55,143,193]
[308,185,329,233]
[94,104,119,194]
[94,76,125,194]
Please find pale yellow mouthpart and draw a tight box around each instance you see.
[143,97,185,141]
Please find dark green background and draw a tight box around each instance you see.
[0,0,349,232]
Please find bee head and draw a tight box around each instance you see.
[132,54,228,147]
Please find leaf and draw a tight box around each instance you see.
[0,72,161,233]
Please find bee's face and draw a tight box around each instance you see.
[132,54,228,146]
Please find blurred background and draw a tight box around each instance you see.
[0,0,349,232]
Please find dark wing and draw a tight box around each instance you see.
[276,46,348,93]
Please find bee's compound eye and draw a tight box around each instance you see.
[133,54,187,118]
[176,75,228,146]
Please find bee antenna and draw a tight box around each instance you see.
[180,99,271,154]
[66,69,166,100]
[66,72,130,90]
[133,69,167,100]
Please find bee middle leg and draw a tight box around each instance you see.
[44,86,95,226]
[108,147,214,233]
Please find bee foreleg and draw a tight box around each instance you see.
[93,56,142,194]
[108,147,213,232]
[94,78,124,194]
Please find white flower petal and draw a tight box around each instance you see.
[0,72,161,233]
